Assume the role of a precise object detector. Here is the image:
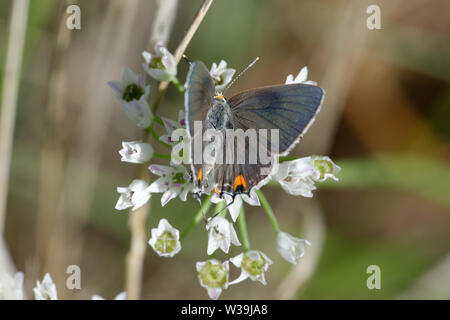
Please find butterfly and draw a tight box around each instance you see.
[184,60,325,201]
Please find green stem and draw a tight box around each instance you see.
[153,153,171,160]
[238,206,250,251]
[147,126,172,149]
[215,200,226,217]
[153,115,164,127]
[256,190,280,233]
[171,76,185,93]
[180,195,212,240]
[279,156,299,163]
[147,126,159,140]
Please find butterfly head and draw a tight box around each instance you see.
[214,94,226,102]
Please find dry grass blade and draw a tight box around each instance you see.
[0,0,29,234]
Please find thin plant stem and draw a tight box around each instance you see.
[153,153,171,160]
[180,195,212,240]
[153,0,214,114]
[147,126,171,148]
[256,190,280,233]
[172,76,185,93]
[0,0,29,234]
[35,0,72,284]
[153,115,165,126]
[238,206,250,251]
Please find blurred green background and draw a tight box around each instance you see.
[0,0,449,299]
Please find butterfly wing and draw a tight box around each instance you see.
[185,61,215,136]
[184,61,215,190]
[213,83,325,194]
[228,83,325,155]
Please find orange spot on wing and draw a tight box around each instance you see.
[197,169,202,182]
[233,174,247,191]
[214,186,220,194]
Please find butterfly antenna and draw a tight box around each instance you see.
[209,197,235,221]
[183,54,192,65]
[224,57,259,93]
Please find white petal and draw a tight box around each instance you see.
[229,223,241,246]
[161,189,179,207]
[148,177,168,194]
[228,270,249,285]
[131,191,151,211]
[207,231,220,255]
[227,196,242,222]
[207,288,222,300]
[196,261,207,272]
[242,190,260,206]
[114,292,127,300]
[115,194,132,210]
[179,185,190,202]
[295,66,308,83]
[230,253,244,267]
[122,67,135,85]
[285,74,295,84]
[108,81,123,96]
[142,51,152,63]
[149,164,172,177]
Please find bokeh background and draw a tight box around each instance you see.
[0,0,449,299]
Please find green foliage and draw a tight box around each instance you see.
[319,155,450,209]
[300,231,438,299]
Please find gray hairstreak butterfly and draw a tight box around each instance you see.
[184,59,325,203]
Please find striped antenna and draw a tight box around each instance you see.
[224,57,259,93]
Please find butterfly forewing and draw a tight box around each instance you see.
[185,61,215,137]
[228,84,324,155]
[184,61,215,191]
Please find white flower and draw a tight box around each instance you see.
[159,110,190,165]
[276,231,311,264]
[109,67,153,128]
[148,164,192,207]
[142,42,177,81]
[209,60,236,92]
[273,158,317,197]
[274,156,340,197]
[92,291,127,300]
[33,273,57,300]
[211,189,260,222]
[159,110,187,145]
[115,179,151,211]
[229,250,273,285]
[148,219,181,258]
[206,216,241,255]
[196,259,229,300]
[0,272,24,300]
[285,66,317,85]
[310,155,340,182]
[119,141,153,164]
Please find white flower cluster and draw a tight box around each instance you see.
[0,271,125,300]
[109,49,340,299]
